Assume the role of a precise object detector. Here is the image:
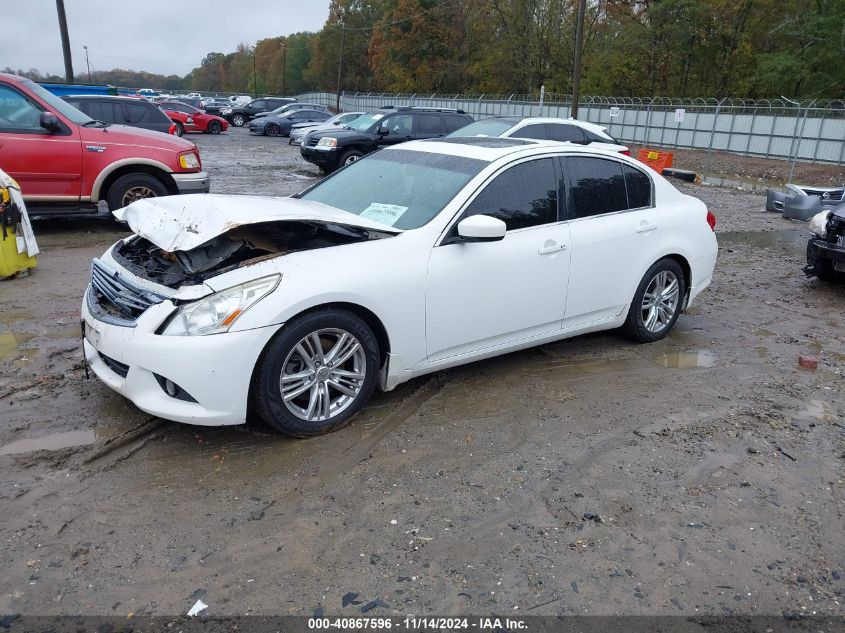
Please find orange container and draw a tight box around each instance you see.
[636,149,674,174]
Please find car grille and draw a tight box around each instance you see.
[305,136,320,147]
[99,352,129,378]
[89,259,166,325]
[802,188,844,202]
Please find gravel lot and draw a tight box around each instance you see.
[1,127,843,619]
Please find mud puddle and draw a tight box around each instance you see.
[0,428,116,456]
[0,333,35,361]
[718,228,807,249]
[657,351,716,368]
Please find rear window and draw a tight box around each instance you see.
[566,157,628,219]
[623,164,652,208]
[447,117,518,138]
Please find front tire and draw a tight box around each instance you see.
[106,173,168,211]
[231,113,246,127]
[622,258,685,343]
[207,120,223,134]
[266,123,281,137]
[339,149,363,167]
[252,309,380,437]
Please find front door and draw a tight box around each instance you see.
[425,157,571,363]
[0,82,82,201]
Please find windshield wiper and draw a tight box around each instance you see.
[82,120,110,128]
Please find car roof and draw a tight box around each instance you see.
[63,94,147,101]
[394,137,633,163]
[509,116,610,136]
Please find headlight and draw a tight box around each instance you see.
[808,210,831,238]
[178,152,200,170]
[221,108,232,114]
[162,275,280,336]
[317,137,338,148]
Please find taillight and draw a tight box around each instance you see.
[620,149,631,156]
[706,210,717,231]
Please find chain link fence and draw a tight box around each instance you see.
[295,91,845,181]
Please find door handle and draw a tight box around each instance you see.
[636,222,658,234]
[538,243,567,255]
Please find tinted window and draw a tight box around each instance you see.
[623,164,652,208]
[446,117,517,137]
[416,114,444,136]
[443,115,472,133]
[512,124,547,139]
[79,100,102,121]
[0,85,43,131]
[566,157,627,219]
[103,102,127,124]
[250,100,266,109]
[465,158,559,231]
[165,103,191,114]
[125,102,150,123]
[548,124,587,143]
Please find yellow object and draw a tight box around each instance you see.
[0,223,37,278]
[647,150,659,160]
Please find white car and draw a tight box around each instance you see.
[289,111,365,145]
[449,116,629,154]
[228,95,252,106]
[185,92,203,100]
[81,138,717,437]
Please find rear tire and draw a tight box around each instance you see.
[252,309,380,437]
[173,122,184,137]
[106,173,168,211]
[622,258,686,343]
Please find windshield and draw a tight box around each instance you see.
[21,79,93,125]
[446,118,518,138]
[345,111,388,132]
[299,149,486,230]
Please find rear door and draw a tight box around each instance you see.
[0,82,82,201]
[562,156,659,328]
[413,113,446,139]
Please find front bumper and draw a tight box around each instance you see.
[172,171,210,195]
[81,288,280,426]
[300,145,339,169]
[807,237,845,268]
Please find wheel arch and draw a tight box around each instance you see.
[662,253,692,304]
[92,160,177,202]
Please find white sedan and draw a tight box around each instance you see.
[81,138,717,436]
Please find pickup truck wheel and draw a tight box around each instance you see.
[252,309,380,437]
[231,113,246,127]
[173,122,184,137]
[207,120,223,134]
[106,173,168,211]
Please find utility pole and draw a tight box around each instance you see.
[83,45,91,82]
[282,41,287,95]
[55,0,74,83]
[336,20,345,112]
[252,47,257,96]
[571,0,587,119]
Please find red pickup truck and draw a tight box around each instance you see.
[0,72,210,216]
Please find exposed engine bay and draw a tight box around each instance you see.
[112,220,389,287]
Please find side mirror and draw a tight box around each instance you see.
[40,111,61,133]
[456,214,506,242]
[377,126,389,136]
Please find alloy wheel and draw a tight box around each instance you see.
[279,328,367,422]
[640,270,680,333]
[121,186,158,207]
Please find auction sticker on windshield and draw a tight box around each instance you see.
[360,203,408,226]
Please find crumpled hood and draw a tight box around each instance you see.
[113,194,402,252]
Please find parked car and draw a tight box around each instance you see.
[0,72,209,216]
[805,205,845,280]
[62,95,175,135]
[80,137,717,436]
[252,103,330,119]
[229,95,252,106]
[201,97,230,115]
[290,111,365,146]
[449,116,629,153]
[301,106,474,173]
[158,101,228,134]
[249,109,332,137]
[221,97,297,126]
[138,88,159,98]
[172,96,203,110]
[185,92,202,100]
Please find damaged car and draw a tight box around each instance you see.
[766,183,845,220]
[805,204,845,280]
[82,138,718,437]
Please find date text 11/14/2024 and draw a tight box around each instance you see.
[308,617,528,630]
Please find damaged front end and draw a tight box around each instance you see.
[767,183,845,220]
[804,203,845,280]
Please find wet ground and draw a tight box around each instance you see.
[1,128,843,618]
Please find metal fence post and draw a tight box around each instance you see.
[788,100,815,182]
[702,98,725,180]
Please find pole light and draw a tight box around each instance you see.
[83,45,91,82]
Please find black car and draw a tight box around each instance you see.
[202,97,230,115]
[62,95,173,134]
[805,203,845,281]
[222,97,297,127]
[249,109,332,137]
[300,106,474,173]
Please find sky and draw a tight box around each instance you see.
[3,0,332,77]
